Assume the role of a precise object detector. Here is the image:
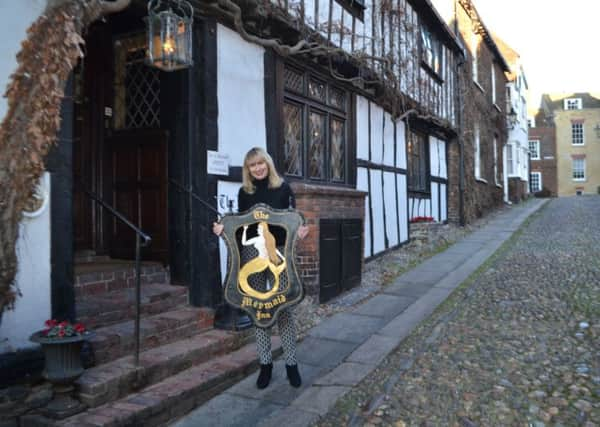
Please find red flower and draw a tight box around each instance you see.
[45,319,58,328]
[74,323,86,333]
[58,321,69,327]
[58,329,65,337]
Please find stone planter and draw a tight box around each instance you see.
[30,330,95,419]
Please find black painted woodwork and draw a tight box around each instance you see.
[47,75,76,322]
[194,18,221,307]
[319,218,362,303]
[108,129,169,262]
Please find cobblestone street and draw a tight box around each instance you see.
[316,196,600,427]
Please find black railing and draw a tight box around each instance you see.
[81,187,151,366]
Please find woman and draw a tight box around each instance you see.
[213,147,308,389]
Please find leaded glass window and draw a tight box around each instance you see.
[308,79,326,102]
[309,112,326,179]
[283,102,302,176]
[330,119,345,181]
[114,34,160,130]
[407,129,429,192]
[281,65,350,185]
[284,67,303,93]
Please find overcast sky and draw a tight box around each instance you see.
[473,0,599,110]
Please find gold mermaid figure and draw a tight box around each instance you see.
[238,222,287,300]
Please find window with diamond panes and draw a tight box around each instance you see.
[114,34,160,130]
[407,129,429,193]
[281,66,349,184]
[283,102,303,176]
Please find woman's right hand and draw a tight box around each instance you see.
[212,222,224,236]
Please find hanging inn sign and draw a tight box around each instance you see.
[220,204,305,328]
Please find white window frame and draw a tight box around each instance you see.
[530,172,542,192]
[564,98,582,110]
[491,66,496,104]
[493,137,499,184]
[572,158,586,181]
[529,140,540,160]
[572,123,584,145]
[474,125,481,178]
[506,143,514,175]
[471,33,478,84]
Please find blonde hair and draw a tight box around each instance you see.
[258,222,281,265]
[242,147,282,194]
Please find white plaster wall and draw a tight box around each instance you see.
[357,167,371,257]
[397,174,408,242]
[217,24,266,166]
[356,96,370,160]
[383,112,395,167]
[0,173,51,352]
[430,137,448,178]
[216,180,242,284]
[370,104,384,164]
[430,137,440,178]
[396,121,406,169]
[0,0,47,121]
[431,183,440,222]
[383,172,398,247]
[370,170,385,254]
[440,183,447,221]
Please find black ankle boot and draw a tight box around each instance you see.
[256,363,272,389]
[286,364,302,388]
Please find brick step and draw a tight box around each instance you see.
[74,260,170,297]
[54,339,282,427]
[89,307,214,365]
[77,283,189,330]
[76,328,254,408]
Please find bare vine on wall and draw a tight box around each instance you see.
[0,0,130,316]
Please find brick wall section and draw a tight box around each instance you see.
[448,2,508,224]
[291,183,366,300]
[529,123,558,196]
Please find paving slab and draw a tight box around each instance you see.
[351,294,415,320]
[170,393,284,427]
[379,287,453,338]
[291,385,352,416]
[383,279,434,298]
[307,312,386,344]
[346,334,402,365]
[260,406,321,427]
[227,360,323,405]
[313,362,375,387]
[392,268,450,286]
[296,336,358,368]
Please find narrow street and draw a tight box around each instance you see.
[317,196,600,426]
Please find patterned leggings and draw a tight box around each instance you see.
[255,308,298,365]
[241,244,298,365]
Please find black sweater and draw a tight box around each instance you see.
[237,178,296,245]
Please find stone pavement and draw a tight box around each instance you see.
[169,199,547,427]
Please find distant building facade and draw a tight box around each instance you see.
[432,0,510,223]
[495,36,529,203]
[537,93,600,196]
[529,106,558,196]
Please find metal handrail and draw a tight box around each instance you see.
[169,178,221,218]
[81,186,151,366]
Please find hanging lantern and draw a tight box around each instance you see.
[146,0,193,71]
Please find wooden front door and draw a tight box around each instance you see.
[108,129,168,262]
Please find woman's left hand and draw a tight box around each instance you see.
[297,225,309,240]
